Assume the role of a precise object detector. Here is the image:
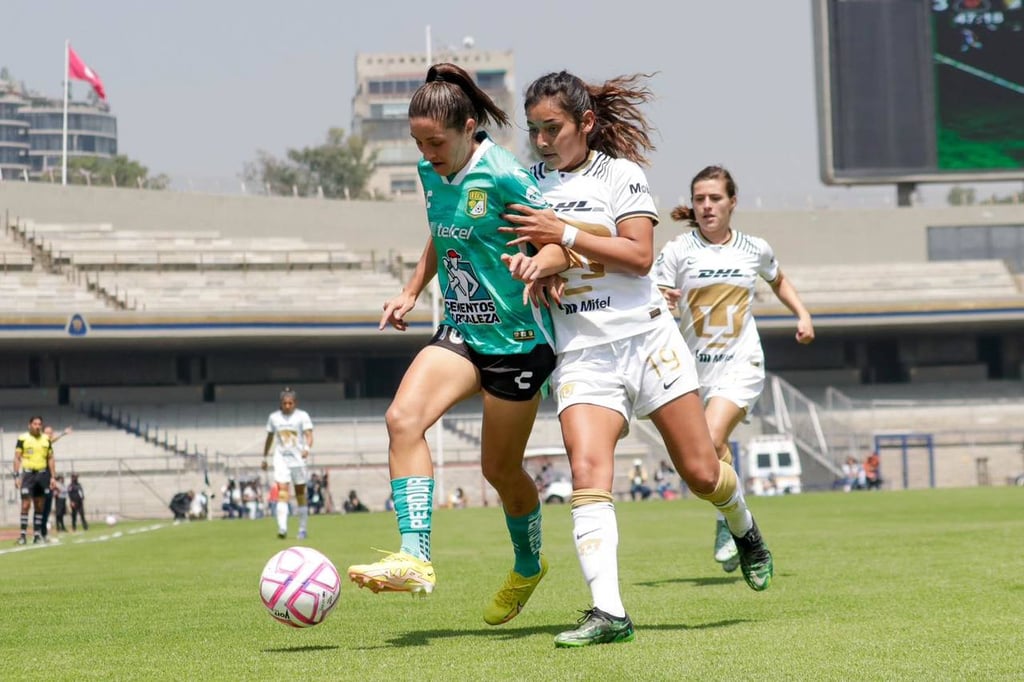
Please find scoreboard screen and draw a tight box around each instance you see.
[932,0,1024,171]
[814,0,1024,184]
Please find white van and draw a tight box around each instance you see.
[743,435,802,495]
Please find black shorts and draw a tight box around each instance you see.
[20,471,50,498]
[430,325,556,401]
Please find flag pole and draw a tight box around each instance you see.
[61,39,69,186]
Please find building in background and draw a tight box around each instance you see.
[352,43,518,199]
[0,70,117,181]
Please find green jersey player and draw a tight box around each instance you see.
[348,62,555,629]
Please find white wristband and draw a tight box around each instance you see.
[561,225,579,248]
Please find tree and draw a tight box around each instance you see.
[243,128,378,199]
[947,185,976,206]
[61,155,169,189]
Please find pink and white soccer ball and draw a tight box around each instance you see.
[259,546,341,628]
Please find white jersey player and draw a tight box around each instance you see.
[654,165,814,573]
[500,70,776,649]
[262,387,314,539]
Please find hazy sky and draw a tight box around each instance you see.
[4,1,1019,208]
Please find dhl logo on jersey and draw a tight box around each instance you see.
[697,268,744,278]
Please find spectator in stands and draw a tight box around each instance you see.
[864,451,883,490]
[220,478,245,519]
[654,460,677,499]
[347,62,556,630]
[499,71,774,647]
[343,490,369,513]
[629,460,652,501]
[53,475,69,533]
[189,490,209,520]
[654,165,813,575]
[308,473,325,515]
[836,456,863,492]
[39,425,71,542]
[262,387,314,540]
[447,487,467,509]
[68,473,88,532]
[169,490,193,522]
[13,416,57,545]
[242,477,260,519]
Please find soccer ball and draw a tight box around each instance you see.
[259,546,341,628]
[105,514,117,526]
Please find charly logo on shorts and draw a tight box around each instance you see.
[558,382,575,400]
[466,189,487,218]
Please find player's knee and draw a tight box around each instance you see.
[680,461,718,497]
[385,402,426,442]
[277,488,290,503]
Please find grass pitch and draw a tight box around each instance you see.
[3,486,1022,681]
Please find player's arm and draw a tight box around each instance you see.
[47,446,57,489]
[303,428,313,455]
[13,440,23,482]
[380,237,438,332]
[262,432,274,471]
[769,269,815,344]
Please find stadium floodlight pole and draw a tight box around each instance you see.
[61,39,70,186]
[426,24,432,65]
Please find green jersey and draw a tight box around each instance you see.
[419,133,555,355]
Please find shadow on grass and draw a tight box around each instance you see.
[364,619,746,648]
[634,575,745,588]
[262,644,341,653]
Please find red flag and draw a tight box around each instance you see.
[68,46,106,100]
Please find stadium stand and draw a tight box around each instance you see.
[2,187,1024,523]
[755,260,1021,304]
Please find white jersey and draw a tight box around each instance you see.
[654,228,778,379]
[266,409,313,459]
[531,151,666,353]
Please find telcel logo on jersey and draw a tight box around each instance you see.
[433,222,474,239]
[697,268,744,278]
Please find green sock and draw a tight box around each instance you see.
[393,476,434,561]
[506,503,542,576]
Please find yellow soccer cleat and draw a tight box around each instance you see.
[348,551,436,596]
[483,555,549,625]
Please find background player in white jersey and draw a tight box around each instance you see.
[500,71,774,648]
[655,165,814,571]
[347,63,557,628]
[262,387,314,539]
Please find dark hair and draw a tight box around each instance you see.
[671,165,739,226]
[29,415,43,424]
[279,387,296,401]
[408,62,510,131]
[524,70,656,166]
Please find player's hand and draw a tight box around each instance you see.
[379,289,418,332]
[660,287,682,311]
[302,449,309,461]
[796,317,815,345]
[500,204,566,247]
[501,252,542,283]
[527,275,566,308]
[261,459,268,472]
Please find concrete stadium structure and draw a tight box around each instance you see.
[0,182,1022,524]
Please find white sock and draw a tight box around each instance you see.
[571,501,625,618]
[276,500,288,533]
[717,489,753,537]
[298,505,308,533]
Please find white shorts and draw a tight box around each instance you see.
[697,357,765,413]
[273,451,308,486]
[553,318,700,428]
